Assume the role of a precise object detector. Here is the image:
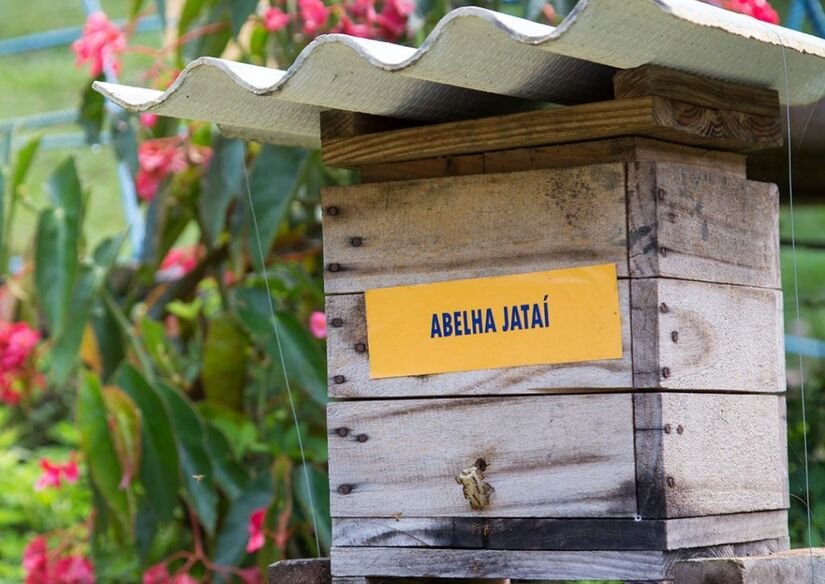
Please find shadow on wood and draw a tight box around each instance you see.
[269,558,510,584]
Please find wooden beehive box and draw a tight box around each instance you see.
[320,66,789,584]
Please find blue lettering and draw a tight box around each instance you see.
[442,312,453,337]
[471,309,482,334]
[431,314,442,338]
[485,308,497,333]
[454,311,462,336]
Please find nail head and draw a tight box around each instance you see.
[664,423,672,434]
[336,427,350,437]
[331,317,343,327]
[671,331,679,343]
[667,476,676,488]
[350,236,363,247]
[354,343,367,353]
[327,206,339,216]
[328,263,341,273]
[657,188,666,201]
[659,302,669,314]
[356,433,369,443]
[333,375,346,384]
[662,367,671,379]
[338,484,352,495]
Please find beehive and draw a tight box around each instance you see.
[321,66,789,583]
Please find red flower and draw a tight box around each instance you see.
[299,0,330,35]
[23,537,49,582]
[246,508,267,553]
[263,7,291,31]
[53,556,95,584]
[1,387,21,405]
[136,139,188,201]
[239,566,263,584]
[140,113,159,128]
[377,0,412,40]
[0,321,39,371]
[171,574,197,584]
[71,11,127,77]
[34,457,79,491]
[710,0,780,23]
[309,311,326,340]
[159,246,202,280]
[142,564,169,584]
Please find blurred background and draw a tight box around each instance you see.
[0,0,824,582]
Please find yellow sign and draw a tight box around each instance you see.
[364,263,623,379]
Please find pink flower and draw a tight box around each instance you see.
[715,0,779,23]
[53,556,95,584]
[171,574,198,584]
[309,311,326,340]
[239,566,263,584]
[263,7,291,31]
[142,564,169,584]
[135,138,210,201]
[377,0,412,40]
[140,113,159,128]
[0,321,40,371]
[159,246,202,280]
[1,387,21,405]
[71,11,127,77]
[34,457,79,491]
[299,0,330,35]
[246,508,267,553]
[23,537,49,580]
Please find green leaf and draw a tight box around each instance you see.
[35,158,83,335]
[199,136,245,247]
[11,135,41,193]
[77,372,130,533]
[102,386,143,489]
[202,313,249,411]
[50,236,124,384]
[205,423,250,501]
[178,0,208,37]
[117,365,180,522]
[229,0,258,36]
[293,463,331,553]
[235,288,328,406]
[80,77,106,145]
[247,145,307,269]
[155,382,219,535]
[214,471,273,568]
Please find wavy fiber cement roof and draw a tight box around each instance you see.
[95,0,825,149]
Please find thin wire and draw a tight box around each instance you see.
[242,163,322,557]
[769,25,815,578]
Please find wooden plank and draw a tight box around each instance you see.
[627,162,780,289]
[270,559,330,584]
[673,548,825,584]
[322,165,628,294]
[359,155,484,183]
[325,281,632,398]
[330,538,788,581]
[630,279,785,391]
[320,110,418,140]
[321,96,781,168]
[483,137,747,177]
[328,395,637,518]
[635,393,789,518]
[332,511,788,551]
[613,65,780,118]
[332,579,508,584]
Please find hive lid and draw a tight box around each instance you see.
[94,0,825,149]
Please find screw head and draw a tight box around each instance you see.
[335,427,350,437]
[333,375,346,384]
[327,263,341,273]
[662,367,671,379]
[331,317,343,327]
[354,342,367,353]
[350,236,363,247]
[326,206,340,216]
[337,484,352,495]
[666,476,676,488]
[671,331,679,343]
[356,433,369,443]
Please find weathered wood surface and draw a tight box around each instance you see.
[332,579,508,584]
[358,137,746,183]
[322,164,628,294]
[332,510,787,551]
[631,279,785,391]
[627,162,780,289]
[321,95,782,167]
[673,548,825,584]
[328,394,637,518]
[635,393,788,518]
[330,537,788,581]
[270,559,330,584]
[613,65,780,119]
[324,282,632,398]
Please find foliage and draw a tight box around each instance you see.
[0,0,789,582]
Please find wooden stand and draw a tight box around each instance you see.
[317,66,788,584]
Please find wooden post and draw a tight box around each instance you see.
[318,65,788,583]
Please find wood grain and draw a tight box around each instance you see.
[613,65,780,119]
[330,538,787,581]
[630,279,785,391]
[321,96,781,168]
[332,511,788,551]
[635,393,789,518]
[673,548,825,584]
[627,162,780,289]
[324,282,632,398]
[327,395,637,518]
[322,165,628,294]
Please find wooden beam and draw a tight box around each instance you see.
[673,548,825,584]
[613,65,780,118]
[322,96,781,167]
[270,559,330,584]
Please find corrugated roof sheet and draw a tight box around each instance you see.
[95,0,825,148]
